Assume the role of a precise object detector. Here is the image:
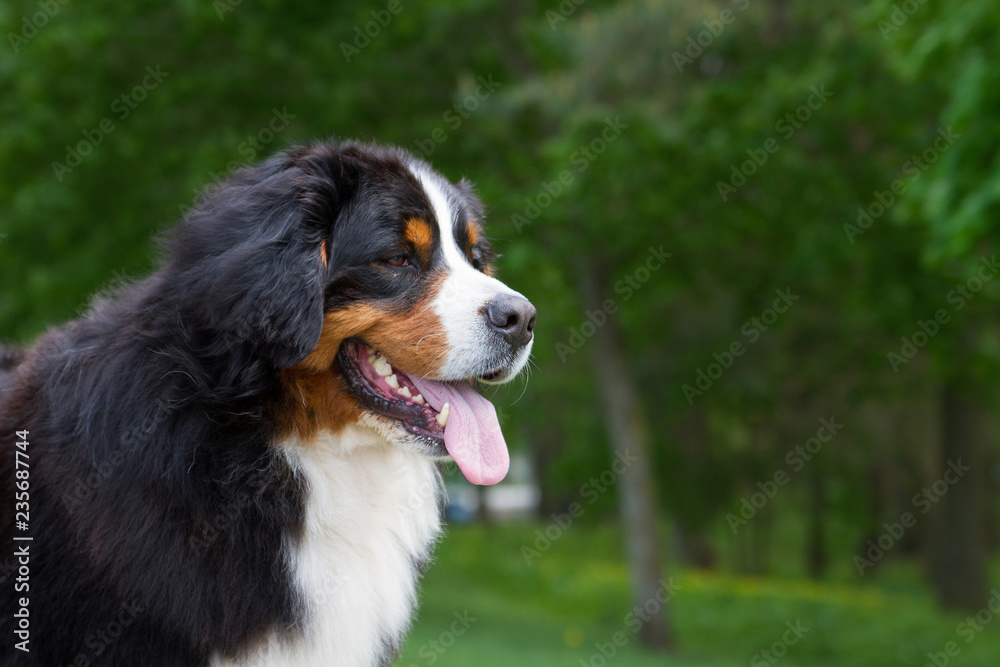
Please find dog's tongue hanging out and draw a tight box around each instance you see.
[408,376,509,485]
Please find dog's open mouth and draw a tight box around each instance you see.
[337,339,509,485]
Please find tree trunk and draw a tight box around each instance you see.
[580,268,675,652]
[806,465,827,578]
[531,429,561,518]
[750,503,772,575]
[671,409,718,570]
[855,462,889,572]
[927,382,988,611]
[981,437,998,556]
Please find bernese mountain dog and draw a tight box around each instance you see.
[0,141,536,666]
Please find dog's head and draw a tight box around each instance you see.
[168,141,534,484]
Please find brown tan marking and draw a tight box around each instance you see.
[276,364,363,442]
[404,217,434,266]
[277,274,450,441]
[320,238,328,268]
[462,221,479,266]
[464,220,495,275]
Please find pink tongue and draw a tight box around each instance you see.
[407,377,509,485]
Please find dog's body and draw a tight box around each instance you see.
[0,142,535,666]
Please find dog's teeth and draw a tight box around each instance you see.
[373,357,392,376]
[397,386,412,398]
[413,394,425,404]
[436,403,450,427]
[385,374,399,389]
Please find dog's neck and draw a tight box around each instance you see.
[215,425,443,667]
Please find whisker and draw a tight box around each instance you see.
[414,332,446,349]
[510,354,534,404]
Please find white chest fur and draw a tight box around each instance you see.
[213,426,444,667]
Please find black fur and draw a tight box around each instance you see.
[0,346,21,373]
[0,141,478,666]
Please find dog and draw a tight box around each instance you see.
[0,141,536,666]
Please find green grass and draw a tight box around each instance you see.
[397,522,1000,666]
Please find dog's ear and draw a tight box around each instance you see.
[201,217,326,368]
[168,152,346,368]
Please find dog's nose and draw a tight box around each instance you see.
[486,297,537,348]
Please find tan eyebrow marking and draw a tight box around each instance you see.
[464,221,482,267]
[465,220,494,275]
[404,217,433,265]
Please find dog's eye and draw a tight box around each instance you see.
[384,255,410,267]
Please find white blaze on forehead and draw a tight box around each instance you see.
[410,165,528,379]
[411,167,481,272]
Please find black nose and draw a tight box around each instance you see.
[486,297,537,349]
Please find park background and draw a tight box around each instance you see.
[3,1,1000,665]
